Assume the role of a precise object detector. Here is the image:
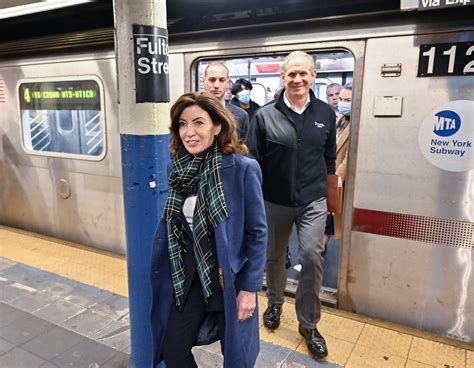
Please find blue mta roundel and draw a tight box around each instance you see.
[433,110,461,137]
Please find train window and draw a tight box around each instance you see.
[18,78,106,160]
[195,51,354,106]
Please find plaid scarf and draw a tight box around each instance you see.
[164,142,228,307]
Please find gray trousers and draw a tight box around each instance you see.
[265,197,326,329]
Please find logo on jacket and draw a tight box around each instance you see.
[314,122,325,128]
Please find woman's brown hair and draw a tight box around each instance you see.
[169,92,248,156]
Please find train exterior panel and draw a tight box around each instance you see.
[0,8,472,343]
[1,54,127,254]
[347,32,473,342]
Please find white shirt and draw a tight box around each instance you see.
[283,92,311,115]
[183,195,197,231]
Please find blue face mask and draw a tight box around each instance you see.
[338,101,351,117]
[237,90,251,104]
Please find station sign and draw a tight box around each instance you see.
[418,100,473,172]
[133,24,170,103]
[418,0,473,11]
[18,80,100,111]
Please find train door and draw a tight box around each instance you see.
[190,46,362,307]
[340,31,473,341]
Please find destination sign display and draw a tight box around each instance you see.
[418,42,474,77]
[19,80,101,111]
[418,0,473,11]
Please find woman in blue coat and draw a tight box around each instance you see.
[150,92,267,368]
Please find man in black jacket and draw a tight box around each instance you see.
[203,62,249,141]
[247,51,336,359]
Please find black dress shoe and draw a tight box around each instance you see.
[263,304,282,330]
[298,324,328,358]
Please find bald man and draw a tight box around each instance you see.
[203,62,249,141]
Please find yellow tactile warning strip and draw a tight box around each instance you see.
[0,226,128,296]
[1,225,473,367]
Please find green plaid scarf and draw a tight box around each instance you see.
[164,142,228,307]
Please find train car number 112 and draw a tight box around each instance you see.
[417,41,474,77]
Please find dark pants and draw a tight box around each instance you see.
[162,274,225,368]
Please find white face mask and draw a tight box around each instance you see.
[338,101,351,116]
[237,90,251,104]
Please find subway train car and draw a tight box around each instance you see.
[0,0,472,344]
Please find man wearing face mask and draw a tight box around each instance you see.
[323,82,352,251]
[230,79,261,122]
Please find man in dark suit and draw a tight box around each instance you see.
[203,61,249,141]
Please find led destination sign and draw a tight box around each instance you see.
[28,89,97,99]
[19,80,101,111]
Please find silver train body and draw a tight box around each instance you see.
[0,9,473,343]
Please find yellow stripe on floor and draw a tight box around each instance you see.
[0,225,128,296]
[1,225,472,367]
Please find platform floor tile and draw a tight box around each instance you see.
[356,324,413,358]
[0,337,15,356]
[0,347,47,368]
[49,337,118,368]
[20,326,84,361]
[0,226,128,297]
[405,360,435,367]
[318,312,365,344]
[33,299,86,325]
[468,350,474,368]
[255,339,293,367]
[408,337,466,367]
[0,312,54,346]
[345,344,407,368]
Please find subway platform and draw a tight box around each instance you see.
[0,225,472,368]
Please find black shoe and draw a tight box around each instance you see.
[298,324,328,359]
[263,304,282,330]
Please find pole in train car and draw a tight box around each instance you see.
[113,0,169,367]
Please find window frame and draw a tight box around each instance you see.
[17,75,107,161]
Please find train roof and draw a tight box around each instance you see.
[0,0,409,42]
[0,0,471,60]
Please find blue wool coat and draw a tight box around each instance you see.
[150,153,267,368]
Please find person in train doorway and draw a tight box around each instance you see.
[224,80,234,103]
[326,82,342,119]
[149,92,267,368]
[247,50,336,360]
[230,78,261,121]
[323,83,352,252]
[203,61,250,141]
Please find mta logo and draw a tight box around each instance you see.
[433,110,461,137]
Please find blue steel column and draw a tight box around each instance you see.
[113,1,169,367]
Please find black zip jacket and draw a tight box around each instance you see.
[247,89,336,207]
